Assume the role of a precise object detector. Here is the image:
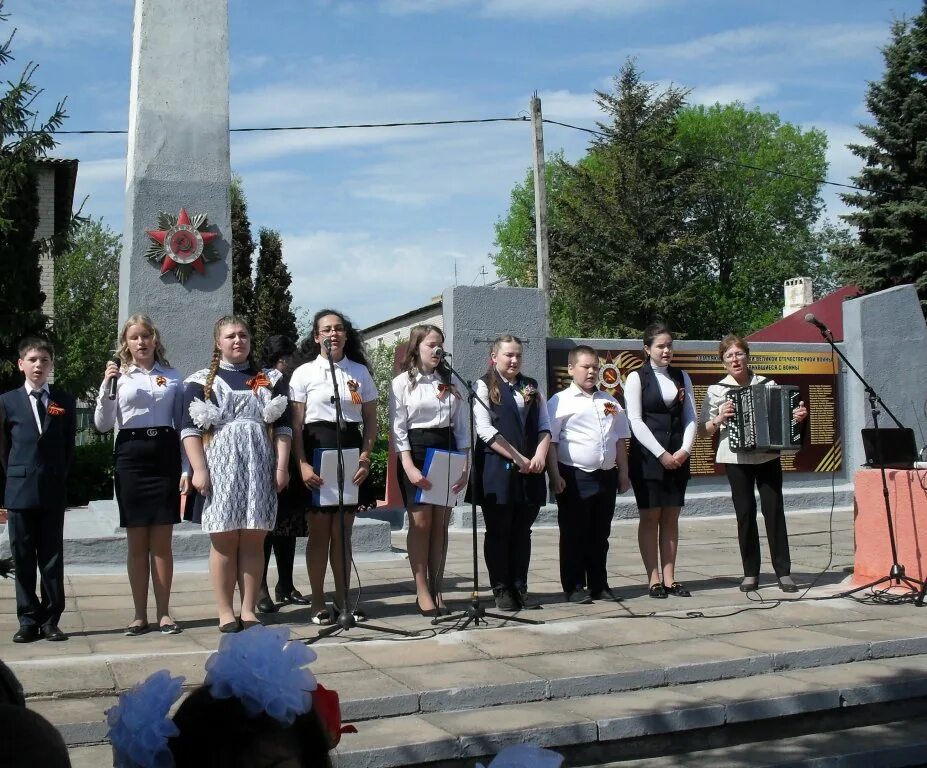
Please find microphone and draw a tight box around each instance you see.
[106,356,121,400]
[804,313,830,334]
[322,337,333,351]
[433,347,449,360]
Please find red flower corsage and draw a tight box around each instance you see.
[677,387,686,403]
[245,371,271,394]
[47,402,66,416]
[346,379,362,405]
[313,683,357,747]
[436,383,450,400]
[603,402,617,416]
[155,375,167,387]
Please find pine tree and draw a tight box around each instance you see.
[230,175,255,326]
[252,228,297,355]
[837,4,927,313]
[0,2,67,389]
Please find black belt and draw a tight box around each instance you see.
[118,426,176,440]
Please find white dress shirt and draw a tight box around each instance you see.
[289,355,377,423]
[93,362,184,432]
[473,377,551,445]
[702,373,780,465]
[624,362,697,458]
[548,382,631,471]
[23,382,49,433]
[390,370,469,452]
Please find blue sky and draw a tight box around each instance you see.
[10,0,922,329]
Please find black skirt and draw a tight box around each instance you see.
[304,421,375,513]
[397,426,456,506]
[273,452,309,537]
[115,427,182,528]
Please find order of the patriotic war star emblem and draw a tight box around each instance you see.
[145,208,220,283]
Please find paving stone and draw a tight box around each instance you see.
[505,647,664,697]
[564,687,726,740]
[384,658,547,711]
[556,616,691,647]
[618,638,772,684]
[68,744,114,768]
[11,658,115,695]
[781,657,927,706]
[345,634,490,669]
[811,619,927,659]
[323,668,419,720]
[30,696,117,745]
[423,700,597,757]
[109,651,210,690]
[333,715,459,768]
[460,624,604,658]
[717,626,871,670]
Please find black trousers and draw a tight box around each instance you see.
[261,535,297,596]
[7,507,66,629]
[556,464,618,594]
[482,501,540,592]
[725,458,791,578]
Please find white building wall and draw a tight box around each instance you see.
[35,166,56,320]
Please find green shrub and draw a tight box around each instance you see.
[367,439,389,499]
[68,439,114,507]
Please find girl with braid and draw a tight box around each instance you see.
[182,316,292,632]
[472,335,551,612]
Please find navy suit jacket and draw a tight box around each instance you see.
[0,385,76,510]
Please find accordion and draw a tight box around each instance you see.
[725,383,802,452]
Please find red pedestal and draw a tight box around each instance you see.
[853,468,927,585]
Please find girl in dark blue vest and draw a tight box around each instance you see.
[473,335,551,611]
[624,323,697,599]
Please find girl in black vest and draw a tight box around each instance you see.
[625,323,696,599]
[473,335,551,611]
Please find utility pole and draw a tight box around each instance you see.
[531,93,550,334]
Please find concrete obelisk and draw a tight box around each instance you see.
[119,0,232,375]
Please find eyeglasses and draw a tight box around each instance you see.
[723,352,747,361]
[318,325,345,335]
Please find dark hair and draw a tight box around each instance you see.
[643,322,673,349]
[17,336,54,360]
[719,334,749,359]
[568,345,597,366]
[0,704,71,767]
[0,661,24,708]
[298,309,370,371]
[486,334,522,405]
[260,334,297,369]
[169,686,333,768]
[401,324,451,388]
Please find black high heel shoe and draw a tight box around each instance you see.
[415,598,438,618]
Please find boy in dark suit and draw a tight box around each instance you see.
[0,337,76,642]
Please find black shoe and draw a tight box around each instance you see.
[43,625,67,641]
[740,576,758,592]
[241,619,262,629]
[12,626,41,643]
[275,589,310,606]
[591,587,622,602]
[124,622,150,637]
[415,598,438,618]
[648,583,668,599]
[219,620,242,633]
[256,596,278,614]
[778,575,799,593]
[517,587,542,609]
[566,588,593,605]
[664,582,691,597]
[494,590,520,612]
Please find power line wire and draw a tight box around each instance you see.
[542,117,868,194]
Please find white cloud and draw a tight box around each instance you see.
[6,0,130,49]
[813,121,867,224]
[689,81,778,107]
[534,89,605,121]
[378,0,673,18]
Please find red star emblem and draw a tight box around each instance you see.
[146,208,219,276]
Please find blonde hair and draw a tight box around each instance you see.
[204,315,251,401]
[486,334,522,405]
[116,314,170,369]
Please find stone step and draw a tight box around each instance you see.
[26,625,927,752]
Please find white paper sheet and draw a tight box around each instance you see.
[312,447,360,507]
[415,448,468,507]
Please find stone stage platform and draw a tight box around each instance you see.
[3,509,927,766]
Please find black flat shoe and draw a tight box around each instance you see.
[159,623,182,635]
[256,596,278,614]
[124,622,150,637]
[591,587,622,602]
[778,576,799,593]
[494,590,520,611]
[276,589,310,606]
[664,582,691,597]
[219,620,242,633]
[241,619,262,629]
[648,583,668,599]
[12,626,42,643]
[740,576,758,592]
[566,589,593,605]
[517,588,542,610]
[43,625,67,641]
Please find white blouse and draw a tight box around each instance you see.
[289,355,377,424]
[94,363,184,433]
[473,377,551,446]
[624,362,696,459]
[390,370,470,453]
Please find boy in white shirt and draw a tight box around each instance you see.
[547,346,631,604]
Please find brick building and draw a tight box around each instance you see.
[34,158,79,319]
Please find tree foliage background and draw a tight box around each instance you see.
[252,227,298,354]
[835,3,927,314]
[493,60,845,340]
[230,174,255,327]
[0,0,66,390]
[52,219,119,397]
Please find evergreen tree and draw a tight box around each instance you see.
[230,174,255,326]
[252,228,297,354]
[837,4,927,313]
[0,1,67,389]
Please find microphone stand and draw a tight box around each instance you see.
[807,323,926,604]
[433,354,543,629]
[307,341,418,643]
